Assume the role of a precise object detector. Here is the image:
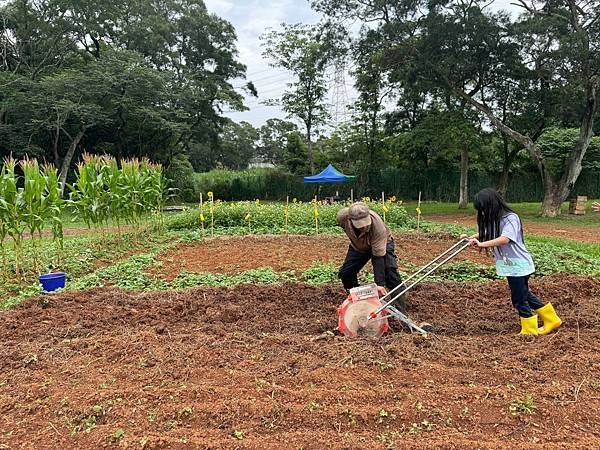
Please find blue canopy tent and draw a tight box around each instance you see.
[303,164,356,202]
[303,164,356,183]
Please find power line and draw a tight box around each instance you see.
[222,103,281,113]
[232,72,292,88]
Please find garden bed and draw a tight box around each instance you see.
[1,275,599,448]
[155,233,493,281]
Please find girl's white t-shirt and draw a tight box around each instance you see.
[492,213,535,277]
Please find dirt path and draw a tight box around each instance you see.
[1,275,599,448]
[426,214,599,243]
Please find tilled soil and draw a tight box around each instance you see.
[1,275,599,449]
[156,233,493,281]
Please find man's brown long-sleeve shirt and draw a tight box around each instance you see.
[336,208,391,256]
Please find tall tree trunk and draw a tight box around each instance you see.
[52,125,61,166]
[306,122,314,173]
[458,147,468,209]
[540,179,563,217]
[58,128,87,196]
[540,77,599,216]
[497,136,518,197]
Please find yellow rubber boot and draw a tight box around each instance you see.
[535,303,562,335]
[519,315,539,335]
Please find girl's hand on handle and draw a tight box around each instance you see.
[469,238,484,248]
[377,286,388,297]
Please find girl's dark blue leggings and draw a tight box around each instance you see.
[507,275,545,318]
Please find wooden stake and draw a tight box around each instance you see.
[200,193,205,234]
[210,195,214,237]
[285,195,289,238]
[417,191,422,231]
[381,191,386,223]
[314,195,319,235]
[350,188,354,203]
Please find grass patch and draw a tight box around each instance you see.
[404,200,600,227]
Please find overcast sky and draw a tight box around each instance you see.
[205,0,517,128]
[204,0,322,128]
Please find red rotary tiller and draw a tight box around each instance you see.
[337,238,471,337]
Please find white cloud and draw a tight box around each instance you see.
[203,0,234,16]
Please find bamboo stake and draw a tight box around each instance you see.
[381,191,386,223]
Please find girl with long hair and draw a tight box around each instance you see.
[466,188,562,335]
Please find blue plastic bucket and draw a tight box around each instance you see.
[38,272,66,292]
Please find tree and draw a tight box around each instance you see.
[313,0,600,216]
[350,28,395,188]
[165,153,197,202]
[214,121,259,170]
[261,23,340,172]
[388,108,481,206]
[23,49,179,193]
[537,127,600,172]
[257,118,298,165]
[0,0,249,182]
[284,131,309,175]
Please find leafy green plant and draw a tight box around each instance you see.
[73,404,105,434]
[307,400,321,411]
[170,268,285,289]
[68,154,110,232]
[431,260,499,283]
[111,428,125,443]
[67,154,169,237]
[302,261,338,284]
[232,430,244,440]
[509,394,536,415]
[43,164,64,267]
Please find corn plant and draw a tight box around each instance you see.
[43,163,64,266]
[0,158,26,276]
[0,162,9,275]
[143,161,170,233]
[120,158,144,230]
[68,153,110,233]
[101,156,126,234]
[21,158,49,272]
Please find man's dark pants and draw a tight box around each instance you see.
[338,240,405,311]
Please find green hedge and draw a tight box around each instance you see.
[187,167,600,203]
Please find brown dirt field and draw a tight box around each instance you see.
[426,214,599,243]
[155,233,493,281]
[1,275,599,449]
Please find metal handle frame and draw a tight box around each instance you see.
[370,239,471,319]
